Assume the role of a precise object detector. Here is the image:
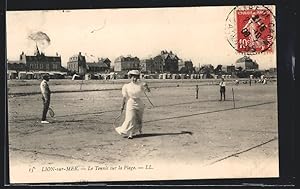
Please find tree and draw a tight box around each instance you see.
[214,65,223,75]
[200,64,214,74]
[199,64,214,78]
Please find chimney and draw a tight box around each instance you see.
[35,44,40,56]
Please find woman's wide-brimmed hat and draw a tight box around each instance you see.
[128,70,140,76]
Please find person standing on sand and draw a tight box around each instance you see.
[40,74,51,123]
[115,70,150,139]
[219,77,226,101]
[235,79,239,85]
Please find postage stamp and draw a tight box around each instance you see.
[225,5,276,54]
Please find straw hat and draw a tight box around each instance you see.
[128,70,140,76]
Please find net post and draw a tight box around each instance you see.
[232,87,236,108]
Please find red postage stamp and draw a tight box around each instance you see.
[226,5,276,54]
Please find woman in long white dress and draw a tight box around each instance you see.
[115,70,150,139]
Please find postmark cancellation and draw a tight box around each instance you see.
[225,5,276,54]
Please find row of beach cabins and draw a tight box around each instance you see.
[78,73,233,80]
[157,73,232,79]
[7,70,67,80]
[7,70,233,80]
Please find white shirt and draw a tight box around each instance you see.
[219,81,226,87]
[122,82,144,99]
[40,80,50,97]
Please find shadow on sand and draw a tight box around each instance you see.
[134,131,193,138]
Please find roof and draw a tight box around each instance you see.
[169,54,179,60]
[25,55,61,62]
[236,56,254,63]
[156,51,179,61]
[7,60,23,64]
[115,56,139,62]
[7,70,17,73]
[86,62,109,68]
[69,53,86,62]
[98,58,111,63]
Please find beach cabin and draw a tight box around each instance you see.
[162,73,167,79]
[7,70,18,79]
[33,72,42,79]
[167,74,171,79]
[85,73,92,80]
[109,72,116,80]
[72,74,81,80]
[26,72,34,79]
[18,71,27,80]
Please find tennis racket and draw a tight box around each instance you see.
[48,106,55,117]
[144,91,155,107]
[113,110,123,128]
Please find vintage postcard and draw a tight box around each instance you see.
[6,5,278,184]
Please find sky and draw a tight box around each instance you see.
[6,6,276,69]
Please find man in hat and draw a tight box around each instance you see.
[40,74,51,123]
[219,77,226,101]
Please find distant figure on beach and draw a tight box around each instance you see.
[115,70,150,139]
[219,78,226,101]
[263,78,267,85]
[40,74,51,124]
[235,79,239,85]
[195,85,199,99]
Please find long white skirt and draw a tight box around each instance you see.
[115,98,144,136]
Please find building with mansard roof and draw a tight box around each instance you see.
[67,52,87,75]
[140,58,155,74]
[114,55,140,72]
[18,46,62,72]
[235,56,259,71]
[153,50,179,73]
[7,60,26,72]
[86,58,111,73]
